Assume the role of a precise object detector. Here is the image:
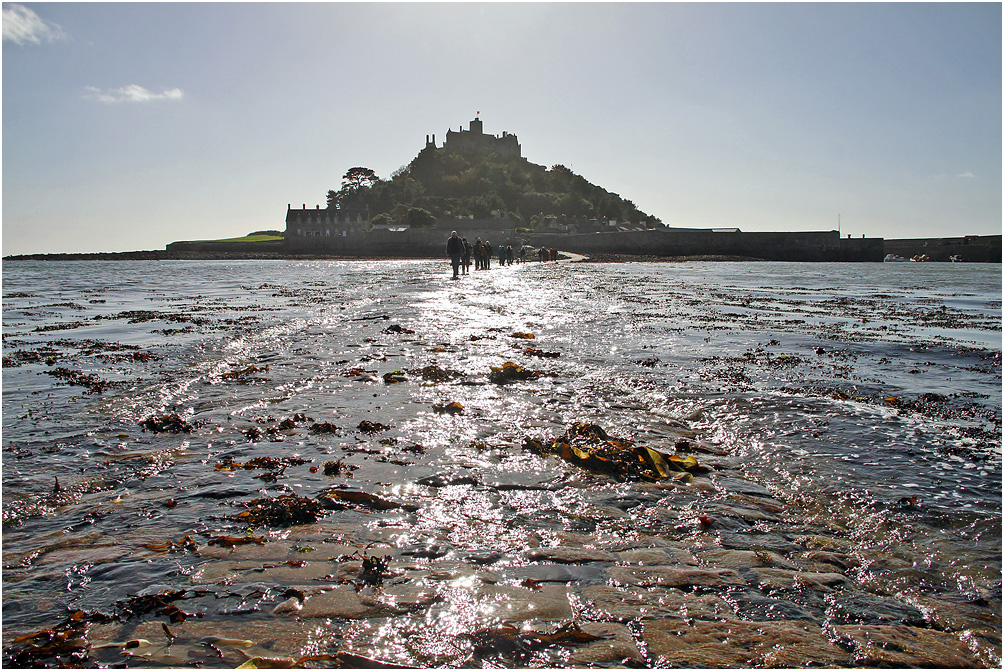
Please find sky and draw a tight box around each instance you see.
[2,2,1001,255]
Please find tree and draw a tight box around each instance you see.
[342,167,378,191]
[404,207,436,229]
[370,213,394,227]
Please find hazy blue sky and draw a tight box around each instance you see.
[3,2,1001,254]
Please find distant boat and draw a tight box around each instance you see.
[910,254,931,262]
[950,254,963,262]
[884,254,907,262]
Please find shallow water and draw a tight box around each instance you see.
[3,259,1001,667]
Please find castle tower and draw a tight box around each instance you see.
[441,116,520,158]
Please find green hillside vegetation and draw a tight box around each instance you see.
[185,231,284,244]
[325,149,660,231]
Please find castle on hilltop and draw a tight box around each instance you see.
[426,116,521,158]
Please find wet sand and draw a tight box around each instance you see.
[3,259,999,668]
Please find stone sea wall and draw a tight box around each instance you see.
[883,234,1001,262]
[524,229,884,262]
[280,227,883,262]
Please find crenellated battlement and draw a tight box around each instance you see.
[436,116,521,158]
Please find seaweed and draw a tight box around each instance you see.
[489,361,542,384]
[208,535,268,547]
[3,611,91,667]
[310,421,341,433]
[221,364,269,380]
[322,459,357,476]
[464,621,605,664]
[278,413,311,429]
[358,420,392,433]
[333,550,393,588]
[317,489,418,512]
[43,367,114,393]
[524,347,560,358]
[410,364,464,382]
[524,423,708,482]
[234,494,325,527]
[142,536,198,553]
[140,413,193,433]
[115,589,199,622]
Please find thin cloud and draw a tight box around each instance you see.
[957,171,976,179]
[2,3,65,45]
[83,85,184,104]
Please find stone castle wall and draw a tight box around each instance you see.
[442,117,521,158]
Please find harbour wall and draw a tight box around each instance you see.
[527,229,884,262]
[883,235,1001,263]
[282,226,883,261]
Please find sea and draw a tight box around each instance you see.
[2,259,1001,666]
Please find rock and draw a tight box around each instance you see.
[833,624,982,667]
[568,622,645,666]
[525,547,618,563]
[607,565,746,588]
[507,564,606,583]
[825,590,928,627]
[369,583,441,611]
[36,545,127,566]
[474,583,573,622]
[123,619,316,666]
[614,548,697,565]
[750,567,848,592]
[790,549,861,572]
[580,585,736,621]
[695,547,797,569]
[194,542,290,561]
[643,619,851,667]
[271,597,302,615]
[793,534,857,553]
[715,531,801,554]
[298,585,373,619]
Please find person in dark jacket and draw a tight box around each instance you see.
[446,231,463,278]
[474,238,484,270]
[461,237,472,274]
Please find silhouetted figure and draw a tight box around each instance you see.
[474,238,484,270]
[446,231,463,278]
[461,238,472,274]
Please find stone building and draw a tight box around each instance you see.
[436,116,521,158]
[284,203,370,239]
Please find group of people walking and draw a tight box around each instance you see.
[447,231,555,278]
